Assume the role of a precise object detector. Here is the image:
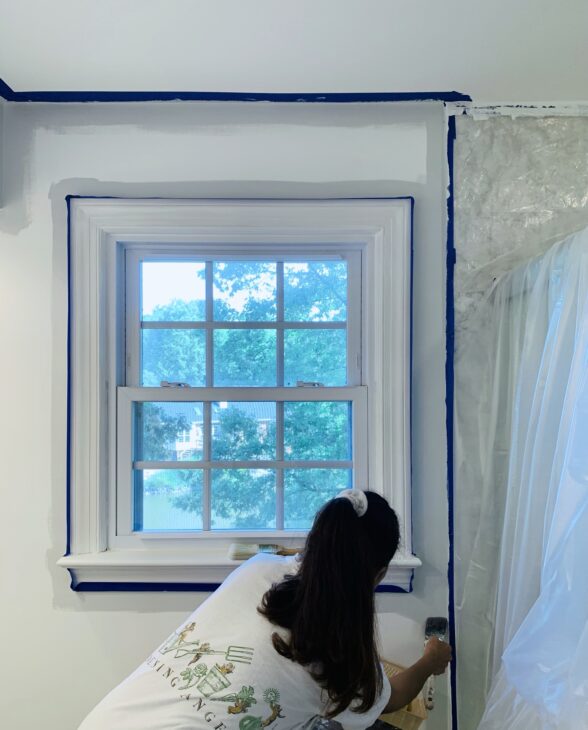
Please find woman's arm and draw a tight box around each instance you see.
[382,638,452,713]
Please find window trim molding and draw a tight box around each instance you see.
[58,196,420,591]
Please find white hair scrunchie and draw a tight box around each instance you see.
[336,489,368,517]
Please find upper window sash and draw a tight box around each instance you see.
[124,248,362,389]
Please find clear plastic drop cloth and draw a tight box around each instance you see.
[454,115,588,343]
[454,226,588,730]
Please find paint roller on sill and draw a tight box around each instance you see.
[228,543,300,560]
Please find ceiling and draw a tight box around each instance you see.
[1,0,587,103]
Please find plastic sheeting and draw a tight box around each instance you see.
[453,115,588,729]
[454,115,588,342]
[455,228,588,730]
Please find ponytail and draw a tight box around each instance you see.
[258,491,400,717]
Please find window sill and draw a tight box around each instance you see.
[57,551,421,592]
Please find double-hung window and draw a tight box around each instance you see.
[59,199,419,590]
[119,251,365,539]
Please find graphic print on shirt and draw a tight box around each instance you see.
[178,661,234,692]
[236,688,285,730]
[152,621,285,728]
[160,623,255,665]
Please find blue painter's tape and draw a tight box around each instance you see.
[72,580,410,593]
[0,79,471,104]
[0,77,15,99]
[376,581,411,594]
[65,196,73,557]
[64,194,416,593]
[445,115,458,730]
[408,196,416,567]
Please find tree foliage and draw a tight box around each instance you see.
[140,261,351,529]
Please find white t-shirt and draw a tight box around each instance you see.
[79,555,390,730]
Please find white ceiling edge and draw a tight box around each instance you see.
[0,0,587,103]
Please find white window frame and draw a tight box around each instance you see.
[58,198,420,590]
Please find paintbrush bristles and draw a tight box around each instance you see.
[228,543,299,561]
[425,617,448,639]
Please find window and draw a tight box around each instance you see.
[118,253,365,539]
[59,198,419,590]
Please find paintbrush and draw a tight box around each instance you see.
[423,616,449,710]
[228,543,300,561]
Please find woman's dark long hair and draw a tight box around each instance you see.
[258,491,400,717]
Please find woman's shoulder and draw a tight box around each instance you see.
[207,553,297,599]
[229,553,299,585]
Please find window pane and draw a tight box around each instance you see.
[284,329,346,386]
[141,262,206,321]
[214,262,276,322]
[211,469,276,529]
[284,402,351,460]
[212,402,276,460]
[214,330,276,386]
[135,402,204,461]
[284,469,351,529]
[284,262,347,322]
[135,469,203,531]
[142,329,206,386]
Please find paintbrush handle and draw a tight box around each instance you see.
[424,675,435,710]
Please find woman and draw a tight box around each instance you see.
[79,490,451,729]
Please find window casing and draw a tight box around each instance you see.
[58,198,419,590]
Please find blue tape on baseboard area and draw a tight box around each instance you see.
[0,78,471,104]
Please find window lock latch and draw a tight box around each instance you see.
[160,381,191,388]
[296,380,324,388]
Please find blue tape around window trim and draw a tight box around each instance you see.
[72,580,412,593]
[0,78,470,104]
[63,194,417,596]
[74,581,222,593]
[377,574,414,594]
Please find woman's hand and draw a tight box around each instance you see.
[422,637,452,675]
[382,639,452,713]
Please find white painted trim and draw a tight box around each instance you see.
[447,101,588,119]
[66,198,413,589]
[118,386,365,401]
[364,203,413,551]
[57,551,421,591]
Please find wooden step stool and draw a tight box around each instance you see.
[378,660,428,730]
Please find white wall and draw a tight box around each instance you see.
[0,101,450,730]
